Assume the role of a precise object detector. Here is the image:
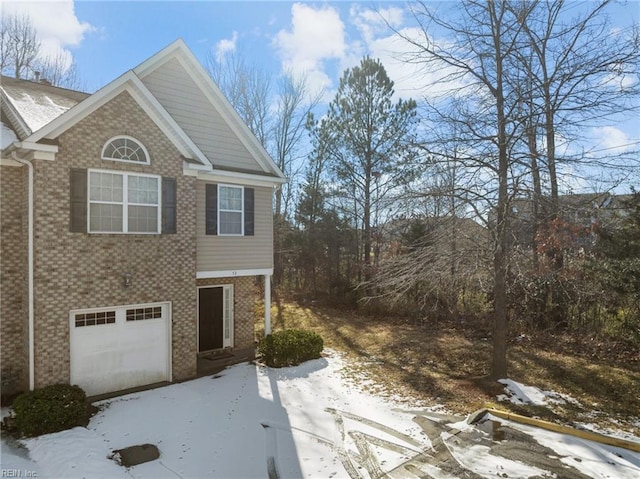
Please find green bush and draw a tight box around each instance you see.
[258,329,324,368]
[12,384,88,437]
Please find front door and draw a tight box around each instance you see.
[198,286,233,352]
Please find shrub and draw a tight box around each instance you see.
[258,329,323,368]
[12,384,88,437]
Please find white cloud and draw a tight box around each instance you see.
[350,4,403,44]
[348,5,468,101]
[272,3,469,103]
[214,31,238,63]
[591,126,636,154]
[273,3,347,93]
[2,0,92,72]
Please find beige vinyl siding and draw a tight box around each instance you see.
[196,181,273,272]
[141,58,265,173]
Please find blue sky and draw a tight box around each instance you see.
[3,0,640,182]
[71,1,298,90]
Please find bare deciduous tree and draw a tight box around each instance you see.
[1,12,40,79]
[273,72,321,219]
[36,50,84,91]
[398,0,525,378]
[1,12,85,90]
[510,0,640,217]
[206,51,272,147]
[206,48,322,286]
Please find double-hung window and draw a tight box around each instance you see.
[88,170,161,233]
[218,185,243,235]
[204,183,254,236]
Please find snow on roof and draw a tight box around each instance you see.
[1,121,18,150]
[1,77,88,134]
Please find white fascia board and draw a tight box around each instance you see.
[195,168,288,188]
[1,90,31,138]
[16,141,58,153]
[132,39,186,79]
[28,150,56,161]
[4,141,58,161]
[0,157,22,166]
[197,268,273,279]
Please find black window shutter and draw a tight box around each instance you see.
[205,183,218,235]
[161,177,177,234]
[70,168,87,232]
[244,187,254,236]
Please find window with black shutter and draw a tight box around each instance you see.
[162,177,177,234]
[205,183,254,236]
[71,168,172,235]
[70,168,87,232]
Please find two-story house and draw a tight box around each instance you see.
[0,40,286,397]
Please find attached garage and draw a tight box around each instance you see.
[69,302,171,396]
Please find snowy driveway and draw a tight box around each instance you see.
[1,351,639,478]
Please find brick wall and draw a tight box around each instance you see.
[0,165,29,394]
[196,276,258,349]
[31,91,197,388]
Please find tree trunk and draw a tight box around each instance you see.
[491,3,509,380]
[363,173,372,282]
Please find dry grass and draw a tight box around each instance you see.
[256,300,640,436]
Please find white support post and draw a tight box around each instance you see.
[264,274,271,336]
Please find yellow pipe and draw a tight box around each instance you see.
[485,408,640,453]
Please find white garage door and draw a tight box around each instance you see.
[70,302,171,396]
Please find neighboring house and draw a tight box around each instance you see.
[383,215,489,259]
[508,193,634,248]
[0,40,286,398]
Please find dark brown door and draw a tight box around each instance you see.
[198,287,223,352]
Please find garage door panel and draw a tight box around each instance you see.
[70,303,171,396]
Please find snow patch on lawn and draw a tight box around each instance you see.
[497,378,581,406]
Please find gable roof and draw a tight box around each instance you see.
[133,39,285,179]
[15,70,209,166]
[2,40,286,181]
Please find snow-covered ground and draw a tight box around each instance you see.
[1,351,639,478]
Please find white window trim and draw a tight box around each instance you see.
[88,168,162,234]
[217,184,244,236]
[101,135,151,165]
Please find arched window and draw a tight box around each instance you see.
[101,136,150,164]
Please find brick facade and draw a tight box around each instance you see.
[30,91,198,388]
[196,276,258,350]
[2,88,269,396]
[0,165,29,394]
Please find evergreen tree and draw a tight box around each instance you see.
[309,57,418,282]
